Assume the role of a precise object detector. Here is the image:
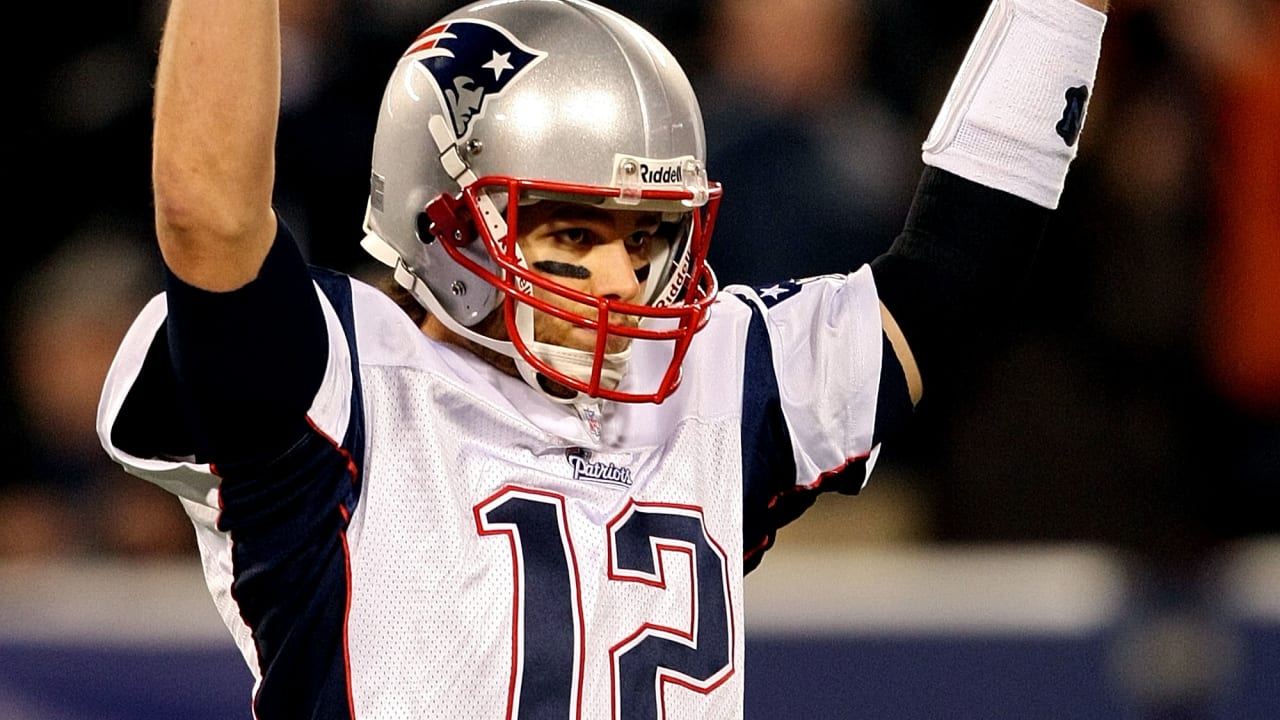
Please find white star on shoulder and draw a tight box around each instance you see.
[759,285,791,300]
[483,51,515,80]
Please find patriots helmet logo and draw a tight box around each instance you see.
[406,20,547,139]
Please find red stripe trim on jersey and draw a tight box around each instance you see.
[305,415,362,718]
[605,500,737,719]
[745,453,872,565]
[340,528,357,719]
[765,451,872,509]
[475,485,587,720]
[307,415,361,508]
[743,533,772,563]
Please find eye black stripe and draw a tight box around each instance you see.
[532,260,591,279]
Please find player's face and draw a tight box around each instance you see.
[515,201,661,354]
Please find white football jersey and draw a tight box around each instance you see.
[97,261,886,719]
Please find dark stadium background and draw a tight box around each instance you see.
[3,1,1276,717]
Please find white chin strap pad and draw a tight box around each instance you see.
[513,302,631,403]
[922,0,1107,209]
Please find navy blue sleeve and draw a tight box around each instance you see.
[871,167,1049,401]
[110,220,368,717]
[213,425,362,720]
[176,245,367,720]
[738,301,796,573]
[164,221,329,464]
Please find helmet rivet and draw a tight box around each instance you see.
[451,281,467,297]
[465,139,484,157]
[622,160,639,175]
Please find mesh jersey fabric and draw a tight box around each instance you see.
[97,253,886,718]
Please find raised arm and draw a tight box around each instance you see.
[145,0,328,464]
[878,0,1109,406]
[151,1,281,291]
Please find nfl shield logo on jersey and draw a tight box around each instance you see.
[406,19,547,139]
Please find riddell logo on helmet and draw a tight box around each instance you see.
[640,164,684,185]
[654,261,692,308]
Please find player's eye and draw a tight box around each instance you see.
[624,230,652,252]
[555,228,592,246]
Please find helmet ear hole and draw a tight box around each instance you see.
[416,212,437,246]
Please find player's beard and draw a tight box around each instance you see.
[528,289,640,355]
[535,312,638,355]
[424,304,635,400]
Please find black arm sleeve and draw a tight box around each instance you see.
[870,167,1051,400]
[164,222,329,464]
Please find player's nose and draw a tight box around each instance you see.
[590,240,642,302]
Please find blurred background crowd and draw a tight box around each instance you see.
[2,0,1276,580]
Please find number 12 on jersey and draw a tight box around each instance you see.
[475,486,736,720]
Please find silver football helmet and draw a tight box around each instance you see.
[361,0,721,404]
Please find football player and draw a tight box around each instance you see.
[98,0,1108,717]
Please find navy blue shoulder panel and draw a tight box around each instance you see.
[735,294,798,574]
[310,265,367,505]
[215,267,366,720]
[737,288,913,574]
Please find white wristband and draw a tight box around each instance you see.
[922,0,1107,208]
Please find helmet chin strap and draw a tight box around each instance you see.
[512,301,631,406]
[387,248,630,407]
